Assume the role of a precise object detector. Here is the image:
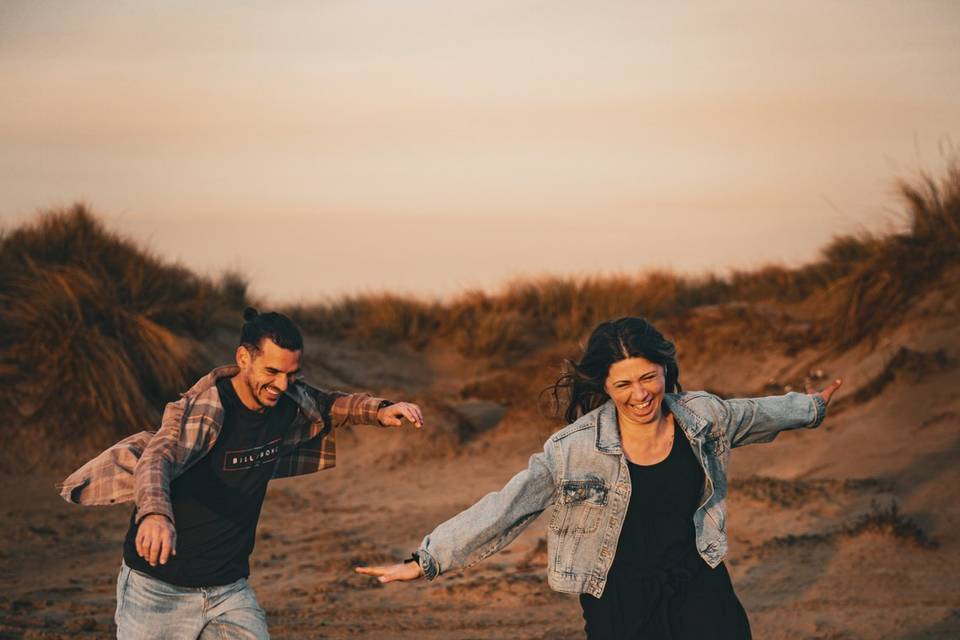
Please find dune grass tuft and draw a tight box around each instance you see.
[757,499,937,553]
[0,205,247,444]
[830,162,960,346]
[843,500,939,549]
[731,475,884,509]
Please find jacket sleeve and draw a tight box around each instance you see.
[57,431,154,506]
[716,392,827,448]
[286,382,389,440]
[329,392,389,428]
[417,437,560,580]
[272,384,392,478]
[133,395,215,525]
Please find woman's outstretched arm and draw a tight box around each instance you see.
[706,379,842,448]
[355,436,561,583]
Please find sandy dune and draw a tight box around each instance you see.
[2,279,958,639]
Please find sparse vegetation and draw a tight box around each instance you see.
[843,500,939,549]
[1,162,957,455]
[289,294,438,349]
[731,476,884,508]
[283,160,960,358]
[757,499,938,553]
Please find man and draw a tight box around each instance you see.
[58,308,424,639]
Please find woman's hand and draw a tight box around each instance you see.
[808,378,843,407]
[355,560,424,583]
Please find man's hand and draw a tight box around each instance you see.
[807,378,843,407]
[355,560,423,583]
[377,402,424,429]
[136,514,177,567]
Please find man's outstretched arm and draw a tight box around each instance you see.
[325,391,423,430]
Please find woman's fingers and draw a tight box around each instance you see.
[355,563,400,582]
[355,561,423,583]
[354,565,391,576]
[819,378,843,406]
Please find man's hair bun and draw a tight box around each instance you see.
[238,308,303,352]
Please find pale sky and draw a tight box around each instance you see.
[1,1,958,303]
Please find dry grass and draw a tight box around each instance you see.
[288,161,959,358]
[843,500,939,549]
[731,475,884,509]
[757,500,938,553]
[830,162,960,346]
[2,163,956,451]
[0,205,247,446]
[289,294,438,349]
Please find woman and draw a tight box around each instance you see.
[357,317,841,639]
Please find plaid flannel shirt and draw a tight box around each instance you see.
[57,365,388,525]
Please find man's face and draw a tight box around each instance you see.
[236,339,302,410]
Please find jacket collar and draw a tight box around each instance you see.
[595,400,621,454]
[181,365,239,398]
[183,364,321,423]
[667,395,709,439]
[595,393,709,454]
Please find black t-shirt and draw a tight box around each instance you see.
[609,422,704,574]
[580,422,751,640]
[123,376,298,587]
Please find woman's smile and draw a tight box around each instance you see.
[605,357,666,426]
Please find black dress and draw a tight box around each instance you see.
[579,422,752,640]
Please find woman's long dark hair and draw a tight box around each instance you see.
[551,317,681,423]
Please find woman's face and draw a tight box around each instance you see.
[604,356,666,427]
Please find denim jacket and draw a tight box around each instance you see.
[417,391,827,598]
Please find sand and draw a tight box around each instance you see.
[2,286,959,639]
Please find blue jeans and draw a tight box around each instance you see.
[115,562,269,639]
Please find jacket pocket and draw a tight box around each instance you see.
[701,434,727,457]
[549,479,608,534]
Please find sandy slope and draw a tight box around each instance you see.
[2,284,958,639]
